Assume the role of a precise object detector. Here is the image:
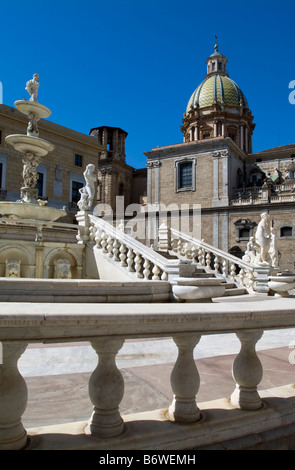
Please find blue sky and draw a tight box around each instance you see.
[1,0,295,168]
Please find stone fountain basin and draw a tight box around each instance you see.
[268,276,295,295]
[0,201,66,222]
[14,100,51,119]
[5,134,55,157]
[172,277,226,301]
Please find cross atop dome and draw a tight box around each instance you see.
[214,35,218,52]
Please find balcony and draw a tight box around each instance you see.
[1,297,295,450]
[231,183,295,206]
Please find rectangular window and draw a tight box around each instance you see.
[280,226,293,238]
[179,162,193,189]
[75,154,83,167]
[72,180,83,203]
[36,172,44,197]
[175,158,196,192]
[0,163,2,187]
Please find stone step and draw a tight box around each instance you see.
[221,287,248,296]
[0,278,171,303]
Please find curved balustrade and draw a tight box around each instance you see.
[170,228,260,292]
[77,214,270,294]
[0,299,295,450]
[88,214,181,281]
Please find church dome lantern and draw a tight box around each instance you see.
[181,40,255,153]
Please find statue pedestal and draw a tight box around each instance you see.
[254,265,270,294]
[76,210,91,244]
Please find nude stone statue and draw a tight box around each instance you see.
[77,164,96,210]
[242,236,258,264]
[255,211,271,264]
[25,74,40,102]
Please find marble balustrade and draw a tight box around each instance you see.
[0,299,295,450]
[170,228,269,294]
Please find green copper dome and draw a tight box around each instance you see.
[186,74,249,114]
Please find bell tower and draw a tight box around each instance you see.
[90,126,128,163]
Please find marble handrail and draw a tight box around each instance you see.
[169,228,269,293]
[88,214,181,281]
[1,299,295,449]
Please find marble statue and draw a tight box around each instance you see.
[25,74,40,102]
[242,236,258,264]
[77,164,96,211]
[27,112,40,137]
[22,153,41,188]
[255,211,271,264]
[269,226,278,268]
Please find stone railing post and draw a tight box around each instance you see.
[230,330,263,410]
[86,338,125,438]
[168,334,201,423]
[158,221,171,253]
[0,341,28,450]
[76,210,91,244]
[253,265,270,294]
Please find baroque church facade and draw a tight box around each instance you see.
[143,42,295,272]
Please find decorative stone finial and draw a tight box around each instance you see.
[25,74,40,102]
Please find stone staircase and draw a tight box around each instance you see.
[180,265,248,297]
[83,214,253,298]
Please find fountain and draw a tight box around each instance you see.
[2,74,66,221]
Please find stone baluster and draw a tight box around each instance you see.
[247,270,255,290]
[168,334,201,423]
[101,231,108,253]
[119,243,127,267]
[191,246,198,263]
[206,252,211,269]
[229,262,236,279]
[112,238,120,261]
[200,247,205,266]
[87,338,125,438]
[230,330,263,410]
[222,259,228,277]
[0,341,28,450]
[161,270,168,281]
[177,239,182,254]
[107,236,114,258]
[214,255,220,273]
[89,223,96,243]
[171,238,178,252]
[152,264,161,280]
[94,227,102,248]
[143,258,151,279]
[127,247,135,272]
[135,252,143,278]
[183,242,190,258]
